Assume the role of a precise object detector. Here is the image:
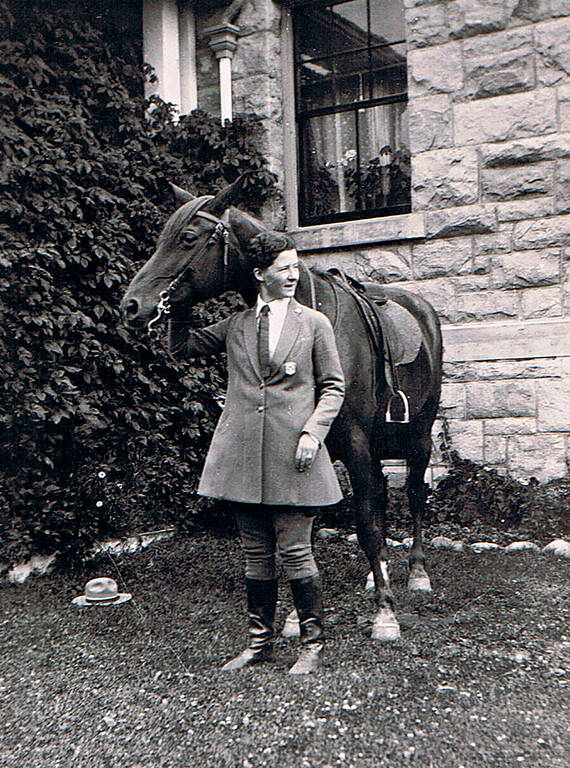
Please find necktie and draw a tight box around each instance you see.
[258,304,271,378]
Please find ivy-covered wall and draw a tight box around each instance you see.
[0,0,277,565]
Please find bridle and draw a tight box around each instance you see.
[147,197,231,339]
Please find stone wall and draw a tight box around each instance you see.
[193,0,570,481]
[402,0,570,481]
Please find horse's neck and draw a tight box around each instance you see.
[296,264,337,320]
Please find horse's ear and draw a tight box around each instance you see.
[170,183,196,204]
[224,207,268,249]
[206,173,250,217]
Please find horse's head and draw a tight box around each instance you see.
[121,175,266,331]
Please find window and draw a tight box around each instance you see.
[292,0,410,226]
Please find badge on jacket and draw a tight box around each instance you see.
[283,361,297,375]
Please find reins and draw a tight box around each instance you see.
[147,198,231,339]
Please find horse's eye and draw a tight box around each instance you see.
[181,231,198,246]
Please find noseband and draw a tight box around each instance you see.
[147,198,231,339]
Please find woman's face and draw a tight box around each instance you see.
[254,248,300,301]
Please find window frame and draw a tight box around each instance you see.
[283,0,412,230]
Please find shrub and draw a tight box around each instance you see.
[0,0,277,565]
[425,453,530,529]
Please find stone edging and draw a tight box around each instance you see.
[4,528,568,586]
[317,527,570,559]
[4,528,176,585]
[313,528,570,592]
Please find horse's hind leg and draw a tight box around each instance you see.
[407,437,432,593]
[347,427,400,641]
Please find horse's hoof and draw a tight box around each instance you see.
[408,574,432,592]
[281,610,300,638]
[371,609,401,641]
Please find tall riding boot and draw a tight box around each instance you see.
[288,576,324,675]
[221,578,277,671]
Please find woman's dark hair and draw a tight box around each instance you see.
[246,231,295,272]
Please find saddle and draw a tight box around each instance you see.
[324,269,423,423]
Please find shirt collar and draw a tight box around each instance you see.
[255,296,291,317]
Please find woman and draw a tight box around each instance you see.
[169,231,345,674]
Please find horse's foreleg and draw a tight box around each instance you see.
[347,429,400,641]
[407,441,432,593]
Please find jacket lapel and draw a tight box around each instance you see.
[242,307,262,379]
[270,300,302,375]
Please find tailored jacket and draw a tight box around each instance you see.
[170,299,345,506]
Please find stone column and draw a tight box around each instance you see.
[179,4,198,113]
[142,0,181,111]
[206,22,240,124]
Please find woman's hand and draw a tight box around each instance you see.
[295,432,320,472]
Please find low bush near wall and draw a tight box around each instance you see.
[0,0,277,565]
[316,453,569,544]
[426,454,529,529]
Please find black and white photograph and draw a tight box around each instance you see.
[1,1,569,766]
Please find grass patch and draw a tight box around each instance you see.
[1,531,569,767]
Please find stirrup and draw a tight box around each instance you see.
[386,389,409,424]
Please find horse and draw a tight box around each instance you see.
[121,176,443,641]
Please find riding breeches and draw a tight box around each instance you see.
[233,504,319,581]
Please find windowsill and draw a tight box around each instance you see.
[289,212,425,253]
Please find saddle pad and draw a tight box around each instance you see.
[377,300,423,366]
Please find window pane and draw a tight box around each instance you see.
[299,54,365,111]
[351,103,410,212]
[300,102,410,222]
[300,112,358,221]
[296,3,407,110]
[369,0,406,43]
[326,0,368,55]
[295,1,368,60]
[367,58,407,98]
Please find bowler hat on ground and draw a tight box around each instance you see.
[72,577,132,606]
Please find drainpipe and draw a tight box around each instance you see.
[206,22,239,123]
[205,0,246,124]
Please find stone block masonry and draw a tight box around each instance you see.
[402,0,570,481]
[432,322,570,481]
[189,0,570,482]
[297,0,570,483]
